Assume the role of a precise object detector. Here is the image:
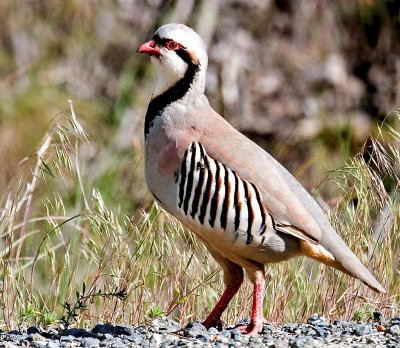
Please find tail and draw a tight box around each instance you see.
[300,230,386,293]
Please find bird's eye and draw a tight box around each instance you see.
[165,40,179,50]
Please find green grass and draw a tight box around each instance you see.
[0,104,399,330]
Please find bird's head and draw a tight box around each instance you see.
[137,23,208,97]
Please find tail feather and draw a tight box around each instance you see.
[300,239,386,293]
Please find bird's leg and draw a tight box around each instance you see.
[237,270,265,335]
[202,265,244,330]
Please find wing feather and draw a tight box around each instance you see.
[191,106,328,243]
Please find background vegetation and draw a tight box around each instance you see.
[0,0,399,330]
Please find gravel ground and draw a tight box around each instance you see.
[1,314,400,347]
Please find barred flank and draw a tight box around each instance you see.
[178,142,273,245]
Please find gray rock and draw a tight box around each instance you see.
[313,326,330,338]
[81,337,100,348]
[332,319,347,327]
[262,337,276,346]
[9,333,28,343]
[4,316,400,347]
[149,333,162,346]
[355,324,373,336]
[388,324,400,336]
[289,335,315,348]
[282,323,301,334]
[123,332,143,343]
[177,338,192,346]
[261,324,275,334]
[230,327,244,342]
[46,342,60,348]
[103,337,125,348]
[60,335,74,342]
[195,333,209,343]
[160,339,177,347]
[301,327,317,336]
[183,321,207,337]
[248,335,262,344]
[152,317,180,333]
[32,341,48,348]
[208,327,219,335]
[307,314,327,326]
[135,325,148,334]
[30,332,47,342]
[390,317,400,326]
[216,335,230,344]
[218,329,233,339]
[275,339,290,348]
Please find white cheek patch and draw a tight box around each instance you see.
[153,51,188,96]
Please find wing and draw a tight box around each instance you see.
[175,140,318,247]
[190,106,331,244]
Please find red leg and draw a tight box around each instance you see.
[237,271,266,335]
[202,266,244,329]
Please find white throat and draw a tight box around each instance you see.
[152,60,206,101]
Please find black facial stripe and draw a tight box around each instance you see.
[175,49,196,65]
[152,34,187,50]
[152,34,193,64]
[152,35,186,49]
[152,34,168,46]
[144,36,199,138]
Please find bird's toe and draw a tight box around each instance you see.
[202,317,223,331]
[237,322,262,335]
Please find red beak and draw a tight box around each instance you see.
[137,40,161,56]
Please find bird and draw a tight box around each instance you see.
[137,23,385,335]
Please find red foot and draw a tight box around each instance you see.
[202,267,266,336]
[237,322,262,335]
[239,272,266,335]
[202,269,244,331]
[202,317,223,330]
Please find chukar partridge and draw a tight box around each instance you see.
[137,23,385,335]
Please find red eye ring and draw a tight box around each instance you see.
[165,40,180,50]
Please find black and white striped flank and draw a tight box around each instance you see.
[177,142,275,245]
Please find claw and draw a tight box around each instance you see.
[237,322,262,335]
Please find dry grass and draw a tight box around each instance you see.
[0,105,399,330]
